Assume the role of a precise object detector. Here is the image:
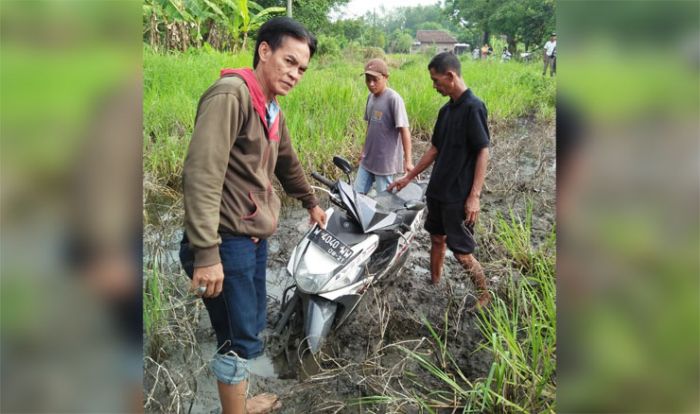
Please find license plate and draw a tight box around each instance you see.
[308,227,354,264]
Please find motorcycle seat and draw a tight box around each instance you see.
[398,210,419,226]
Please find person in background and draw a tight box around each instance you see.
[179,17,326,414]
[354,58,414,195]
[388,52,491,310]
[480,43,489,59]
[543,32,557,76]
[501,46,512,62]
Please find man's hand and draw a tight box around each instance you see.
[404,160,415,174]
[388,176,411,193]
[465,194,481,225]
[308,205,327,229]
[192,262,224,298]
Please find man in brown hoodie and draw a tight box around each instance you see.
[179,17,326,414]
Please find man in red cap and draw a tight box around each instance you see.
[354,58,414,195]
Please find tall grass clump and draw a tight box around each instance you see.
[144,257,167,360]
[475,252,556,412]
[477,205,556,412]
[495,202,556,272]
[495,202,536,271]
[142,222,208,412]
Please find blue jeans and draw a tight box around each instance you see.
[353,165,394,194]
[180,234,268,363]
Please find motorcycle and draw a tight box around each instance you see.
[271,156,427,360]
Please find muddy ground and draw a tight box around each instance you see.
[143,117,555,413]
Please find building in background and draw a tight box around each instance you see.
[412,30,457,54]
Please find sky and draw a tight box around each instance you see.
[330,0,441,20]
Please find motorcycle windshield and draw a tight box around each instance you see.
[337,181,397,232]
[337,181,360,222]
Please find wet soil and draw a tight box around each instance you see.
[143,117,555,413]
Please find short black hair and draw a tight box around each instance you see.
[428,52,461,77]
[253,17,317,68]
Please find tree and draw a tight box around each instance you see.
[255,0,350,33]
[387,29,413,53]
[445,0,555,53]
[143,0,287,51]
[487,0,555,51]
[401,4,452,36]
[416,21,447,32]
[364,27,385,49]
[329,18,365,42]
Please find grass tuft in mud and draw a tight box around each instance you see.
[351,206,556,413]
[142,222,210,413]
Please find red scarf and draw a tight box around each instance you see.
[220,68,280,142]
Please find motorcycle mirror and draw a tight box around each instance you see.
[333,156,353,174]
[404,200,425,211]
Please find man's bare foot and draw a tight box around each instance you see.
[246,393,281,414]
[466,293,491,313]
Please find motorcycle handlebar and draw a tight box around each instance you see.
[311,172,335,189]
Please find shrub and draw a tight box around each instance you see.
[363,46,386,60]
[317,34,341,56]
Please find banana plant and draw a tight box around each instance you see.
[143,0,285,51]
[143,0,164,49]
[221,0,285,50]
[244,1,286,49]
[187,0,226,47]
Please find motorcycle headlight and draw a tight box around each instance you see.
[296,258,363,294]
[294,258,334,293]
[292,233,379,294]
[294,243,377,294]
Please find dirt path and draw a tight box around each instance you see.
[144,117,555,413]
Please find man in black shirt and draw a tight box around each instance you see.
[389,52,490,309]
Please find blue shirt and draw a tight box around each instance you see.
[266,100,279,127]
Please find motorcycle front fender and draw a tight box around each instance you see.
[304,296,337,353]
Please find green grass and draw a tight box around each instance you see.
[144,257,167,359]
[352,206,556,413]
[143,46,555,190]
[485,205,556,412]
[476,252,556,413]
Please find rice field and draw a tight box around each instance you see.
[143,46,557,413]
[143,46,555,192]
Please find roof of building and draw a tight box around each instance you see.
[416,30,457,44]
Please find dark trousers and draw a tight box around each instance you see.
[543,55,556,76]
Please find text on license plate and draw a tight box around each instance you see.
[308,227,354,264]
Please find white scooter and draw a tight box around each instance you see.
[271,156,426,358]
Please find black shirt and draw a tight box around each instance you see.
[426,89,490,203]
